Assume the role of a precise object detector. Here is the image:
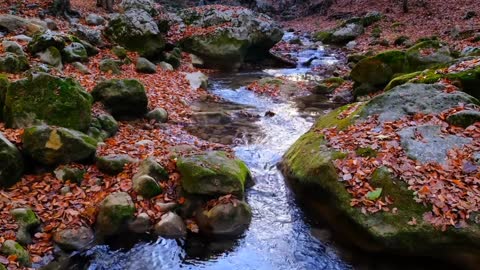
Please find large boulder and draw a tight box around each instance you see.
[105,8,165,58]
[177,151,251,197]
[91,79,148,118]
[0,52,29,73]
[96,192,136,236]
[196,199,252,237]
[406,40,453,70]
[22,125,97,166]
[0,133,24,187]
[281,83,480,267]
[0,14,45,35]
[179,6,283,70]
[28,30,67,54]
[4,73,92,130]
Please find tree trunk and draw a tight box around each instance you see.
[403,0,409,13]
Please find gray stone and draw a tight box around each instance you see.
[398,125,472,164]
[159,61,173,71]
[54,166,85,184]
[128,213,151,233]
[53,227,94,251]
[2,41,24,56]
[121,0,158,16]
[133,175,162,198]
[28,30,67,54]
[44,18,58,30]
[154,212,186,238]
[37,46,62,68]
[1,240,30,266]
[362,84,479,122]
[136,57,156,73]
[70,24,103,46]
[72,62,90,74]
[184,72,208,90]
[86,14,105,26]
[96,154,136,175]
[0,14,45,34]
[134,158,168,182]
[62,42,88,63]
[155,202,178,212]
[330,23,364,44]
[146,108,168,123]
[0,52,29,73]
[99,58,122,74]
[97,113,119,136]
[446,110,480,128]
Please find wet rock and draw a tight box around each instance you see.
[0,52,29,73]
[179,6,283,70]
[22,125,97,166]
[133,175,162,198]
[398,125,472,164]
[184,72,208,90]
[197,200,252,237]
[128,213,151,234]
[136,57,156,73]
[54,166,85,184]
[86,13,105,26]
[99,58,122,74]
[62,42,88,63]
[37,46,62,68]
[96,154,136,175]
[53,227,94,251]
[92,79,148,118]
[1,240,30,266]
[96,192,136,236]
[446,110,480,128]
[314,77,344,94]
[177,151,251,197]
[154,212,186,238]
[0,133,24,187]
[146,108,168,123]
[105,8,165,58]
[4,72,92,130]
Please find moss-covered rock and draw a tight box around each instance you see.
[3,41,25,56]
[163,48,182,69]
[99,58,122,74]
[134,157,169,182]
[22,125,97,166]
[96,154,136,175]
[104,9,165,58]
[136,57,156,73]
[54,166,85,184]
[112,46,127,59]
[4,72,92,130]
[53,226,94,251]
[133,175,162,198]
[37,46,62,68]
[97,113,119,137]
[406,40,453,70]
[196,199,252,237]
[28,30,67,54]
[0,52,29,73]
[0,133,24,187]
[177,151,251,197]
[1,240,30,266]
[446,110,480,128]
[282,85,480,266]
[179,6,283,70]
[146,108,168,123]
[96,192,136,236]
[91,79,148,118]
[345,11,383,27]
[62,42,88,63]
[11,208,39,230]
[313,77,345,94]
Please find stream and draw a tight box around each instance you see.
[55,34,356,270]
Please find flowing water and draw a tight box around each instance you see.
[54,34,358,270]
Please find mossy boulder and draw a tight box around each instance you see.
[1,240,30,266]
[282,84,480,266]
[179,6,283,70]
[3,41,24,56]
[446,110,480,128]
[196,199,252,237]
[0,133,24,187]
[112,46,128,59]
[134,157,168,182]
[99,58,122,74]
[105,9,165,58]
[0,52,29,73]
[177,151,251,197]
[96,192,136,236]
[4,72,92,130]
[37,46,62,68]
[132,175,162,198]
[91,79,148,118]
[22,125,97,166]
[406,40,453,70]
[28,30,67,54]
[54,166,85,184]
[96,154,136,175]
[96,113,119,137]
[62,42,88,63]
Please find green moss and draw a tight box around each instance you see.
[314,103,365,131]
[385,71,422,90]
[355,147,378,158]
[371,26,382,39]
[1,240,30,266]
[313,31,333,42]
[331,151,348,160]
[10,208,39,229]
[394,36,409,46]
[4,73,93,130]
